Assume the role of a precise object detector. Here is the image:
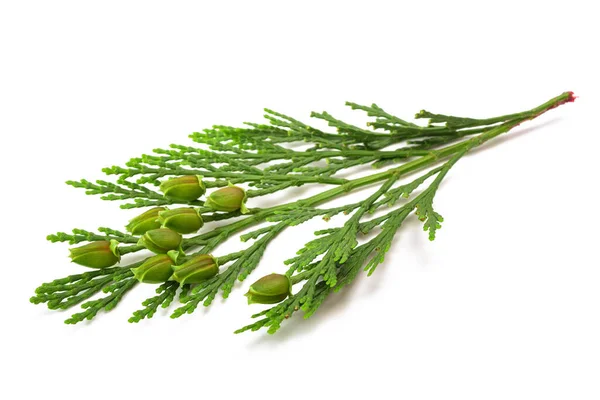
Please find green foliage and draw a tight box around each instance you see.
[235,152,465,334]
[129,281,178,323]
[32,92,575,333]
[64,278,138,324]
[31,266,138,324]
[47,227,139,244]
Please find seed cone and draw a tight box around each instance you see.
[69,240,120,269]
[126,207,165,235]
[138,228,182,254]
[159,208,204,234]
[160,175,206,202]
[131,253,176,283]
[245,273,292,305]
[205,185,247,213]
[171,254,218,285]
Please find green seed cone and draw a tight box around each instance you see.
[159,175,206,202]
[171,254,218,285]
[245,273,291,305]
[69,240,121,269]
[131,253,175,284]
[159,208,204,234]
[205,185,247,213]
[125,207,165,235]
[138,228,182,254]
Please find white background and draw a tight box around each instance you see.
[1,1,599,399]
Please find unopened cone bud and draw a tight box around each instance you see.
[160,175,206,202]
[205,185,247,213]
[138,228,182,254]
[131,253,175,283]
[126,207,165,235]
[245,273,291,305]
[159,208,203,234]
[69,240,121,269]
[171,254,218,285]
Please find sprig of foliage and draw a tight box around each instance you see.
[31,265,138,323]
[32,92,575,332]
[171,222,288,317]
[235,151,463,334]
[47,227,139,245]
[71,93,571,207]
